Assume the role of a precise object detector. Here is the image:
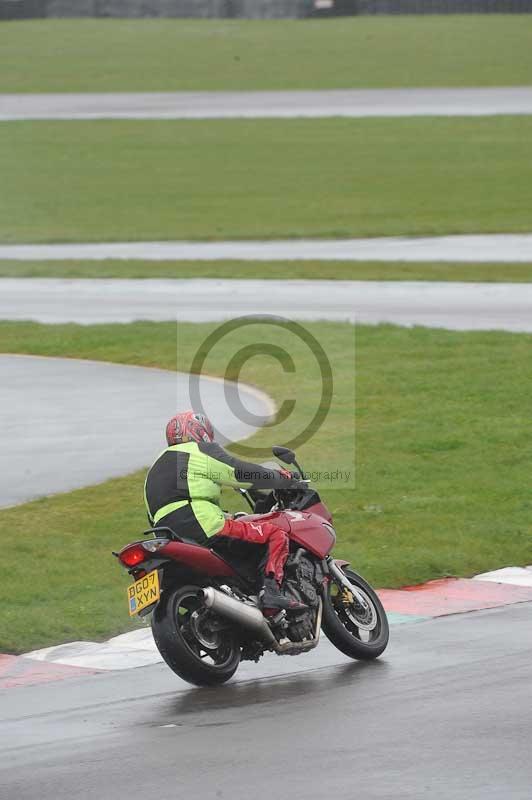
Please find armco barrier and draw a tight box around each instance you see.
[45,0,312,16]
[0,0,44,19]
[311,0,532,12]
[1,0,531,20]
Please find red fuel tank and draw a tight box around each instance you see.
[237,511,291,532]
[283,510,336,558]
[231,508,335,559]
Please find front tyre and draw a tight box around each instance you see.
[152,584,241,686]
[321,567,389,660]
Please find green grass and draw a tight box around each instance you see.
[1,320,531,652]
[1,260,532,282]
[2,117,532,244]
[1,17,531,93]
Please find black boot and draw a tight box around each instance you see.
[260,576,307,614]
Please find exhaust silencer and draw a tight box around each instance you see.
[200,587,276,646]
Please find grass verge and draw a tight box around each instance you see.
[1,320,531,652]
[1,260,532,282]
[2,117,532,244]
[1,17,531,93]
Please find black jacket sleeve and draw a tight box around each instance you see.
[198,441,300,491]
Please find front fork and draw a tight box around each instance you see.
[325,556,371,612]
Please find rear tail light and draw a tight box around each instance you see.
[118,538,170,568]
[119,544,147,567]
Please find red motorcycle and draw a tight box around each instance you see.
[115,446,389,686]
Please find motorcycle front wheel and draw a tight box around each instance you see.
[152,584,241,686]
[321,567,389,660]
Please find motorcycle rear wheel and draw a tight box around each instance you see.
[152,584,241,686]
[321,567,389,660]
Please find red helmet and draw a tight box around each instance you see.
[166,410,215,446]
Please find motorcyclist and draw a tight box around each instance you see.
[144,410,305,613]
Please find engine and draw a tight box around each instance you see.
[282,549,323,642]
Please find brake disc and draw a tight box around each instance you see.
[342,588,377,632]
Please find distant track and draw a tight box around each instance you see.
[1,234,532,263]
[1,278,531,332]
[2,87,532,120]
[0,355,273,507]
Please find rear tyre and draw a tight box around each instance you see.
[321,567,389,660]
[151,584,241,686]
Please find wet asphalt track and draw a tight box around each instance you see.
[2,233,532,262]
[2,87,532,120]
[2,603,531,800]
[1,278,531,332]
[0,355,273,508]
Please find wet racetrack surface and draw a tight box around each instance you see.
[2,603,531,800]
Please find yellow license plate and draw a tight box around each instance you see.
[127,570,160,616]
